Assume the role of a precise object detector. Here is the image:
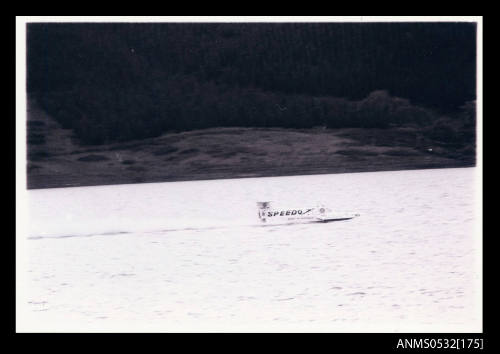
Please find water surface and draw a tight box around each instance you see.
[19,167,481,332]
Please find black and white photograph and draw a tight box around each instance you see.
[16,16,482,334]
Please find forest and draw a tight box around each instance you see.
[27,22,476,146]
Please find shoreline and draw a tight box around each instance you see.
[27,100,475,190]
[27,154,473,190]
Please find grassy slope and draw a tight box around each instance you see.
[26,99,474,189]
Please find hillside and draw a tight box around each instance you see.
[27,23,476,146]
[27,98,475,189]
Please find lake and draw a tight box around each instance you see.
[17,167,481,332]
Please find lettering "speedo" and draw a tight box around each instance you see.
[266,209,312,217]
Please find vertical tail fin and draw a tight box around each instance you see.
[257,201,271,222]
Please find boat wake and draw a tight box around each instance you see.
[27,214,358,240]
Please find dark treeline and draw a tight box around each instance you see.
[27,22,476,145]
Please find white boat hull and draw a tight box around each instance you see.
[257,202,359,224]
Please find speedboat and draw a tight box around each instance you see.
[257,201,359,224]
